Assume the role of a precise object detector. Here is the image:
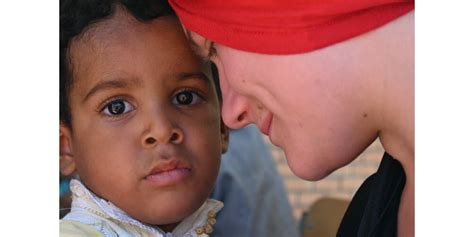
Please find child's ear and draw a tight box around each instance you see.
[60,123,76,176]
[220,119,229,154]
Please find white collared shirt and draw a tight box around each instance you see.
[61,179,223,237]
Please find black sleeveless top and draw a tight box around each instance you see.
[337,152,406,237]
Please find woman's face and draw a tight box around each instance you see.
[186,30,380,181]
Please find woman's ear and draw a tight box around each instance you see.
[220,119,230,154]
[60,124,76,176]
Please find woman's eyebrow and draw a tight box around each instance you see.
[185,29,213,61]
[82,78,141,103]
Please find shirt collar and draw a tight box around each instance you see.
[69,179,223,236]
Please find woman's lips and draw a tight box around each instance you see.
[145,160,191,186]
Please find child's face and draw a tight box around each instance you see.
[60,9,226,228]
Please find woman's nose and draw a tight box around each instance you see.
[220,85,252,129]
[212,59,252,129]
[141,114,184,148]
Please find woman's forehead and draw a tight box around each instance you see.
[182,29,214,60]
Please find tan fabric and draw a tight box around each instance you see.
[60,220,104,237]
[302,197,350,237]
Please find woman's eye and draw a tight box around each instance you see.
[173,90,203,105]
[102,99,133,116]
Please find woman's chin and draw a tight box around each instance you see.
[286,152,333,181]
[285,144,358,181]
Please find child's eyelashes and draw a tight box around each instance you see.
[96,88,206,119]
[172,88,206,106]
[100,98,135,117]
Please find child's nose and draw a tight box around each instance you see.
[141,117,184,148]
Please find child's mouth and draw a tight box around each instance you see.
[145,167,191,186]
[145,160,192,186]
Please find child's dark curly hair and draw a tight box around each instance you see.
[60,0,174,128]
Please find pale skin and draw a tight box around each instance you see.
[182,11,414,237]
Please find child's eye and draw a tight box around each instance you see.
[172,90,204,105]
[102,99,133,116]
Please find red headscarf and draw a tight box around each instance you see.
[168,0,414,54]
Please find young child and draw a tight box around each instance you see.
[60,0,228,236]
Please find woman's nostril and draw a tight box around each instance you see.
[145,137,156,144]
[237,113,245,122]
[170,133,179,142]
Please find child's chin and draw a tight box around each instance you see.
[141,201,202,226]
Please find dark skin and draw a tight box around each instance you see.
[60,8,228,232]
